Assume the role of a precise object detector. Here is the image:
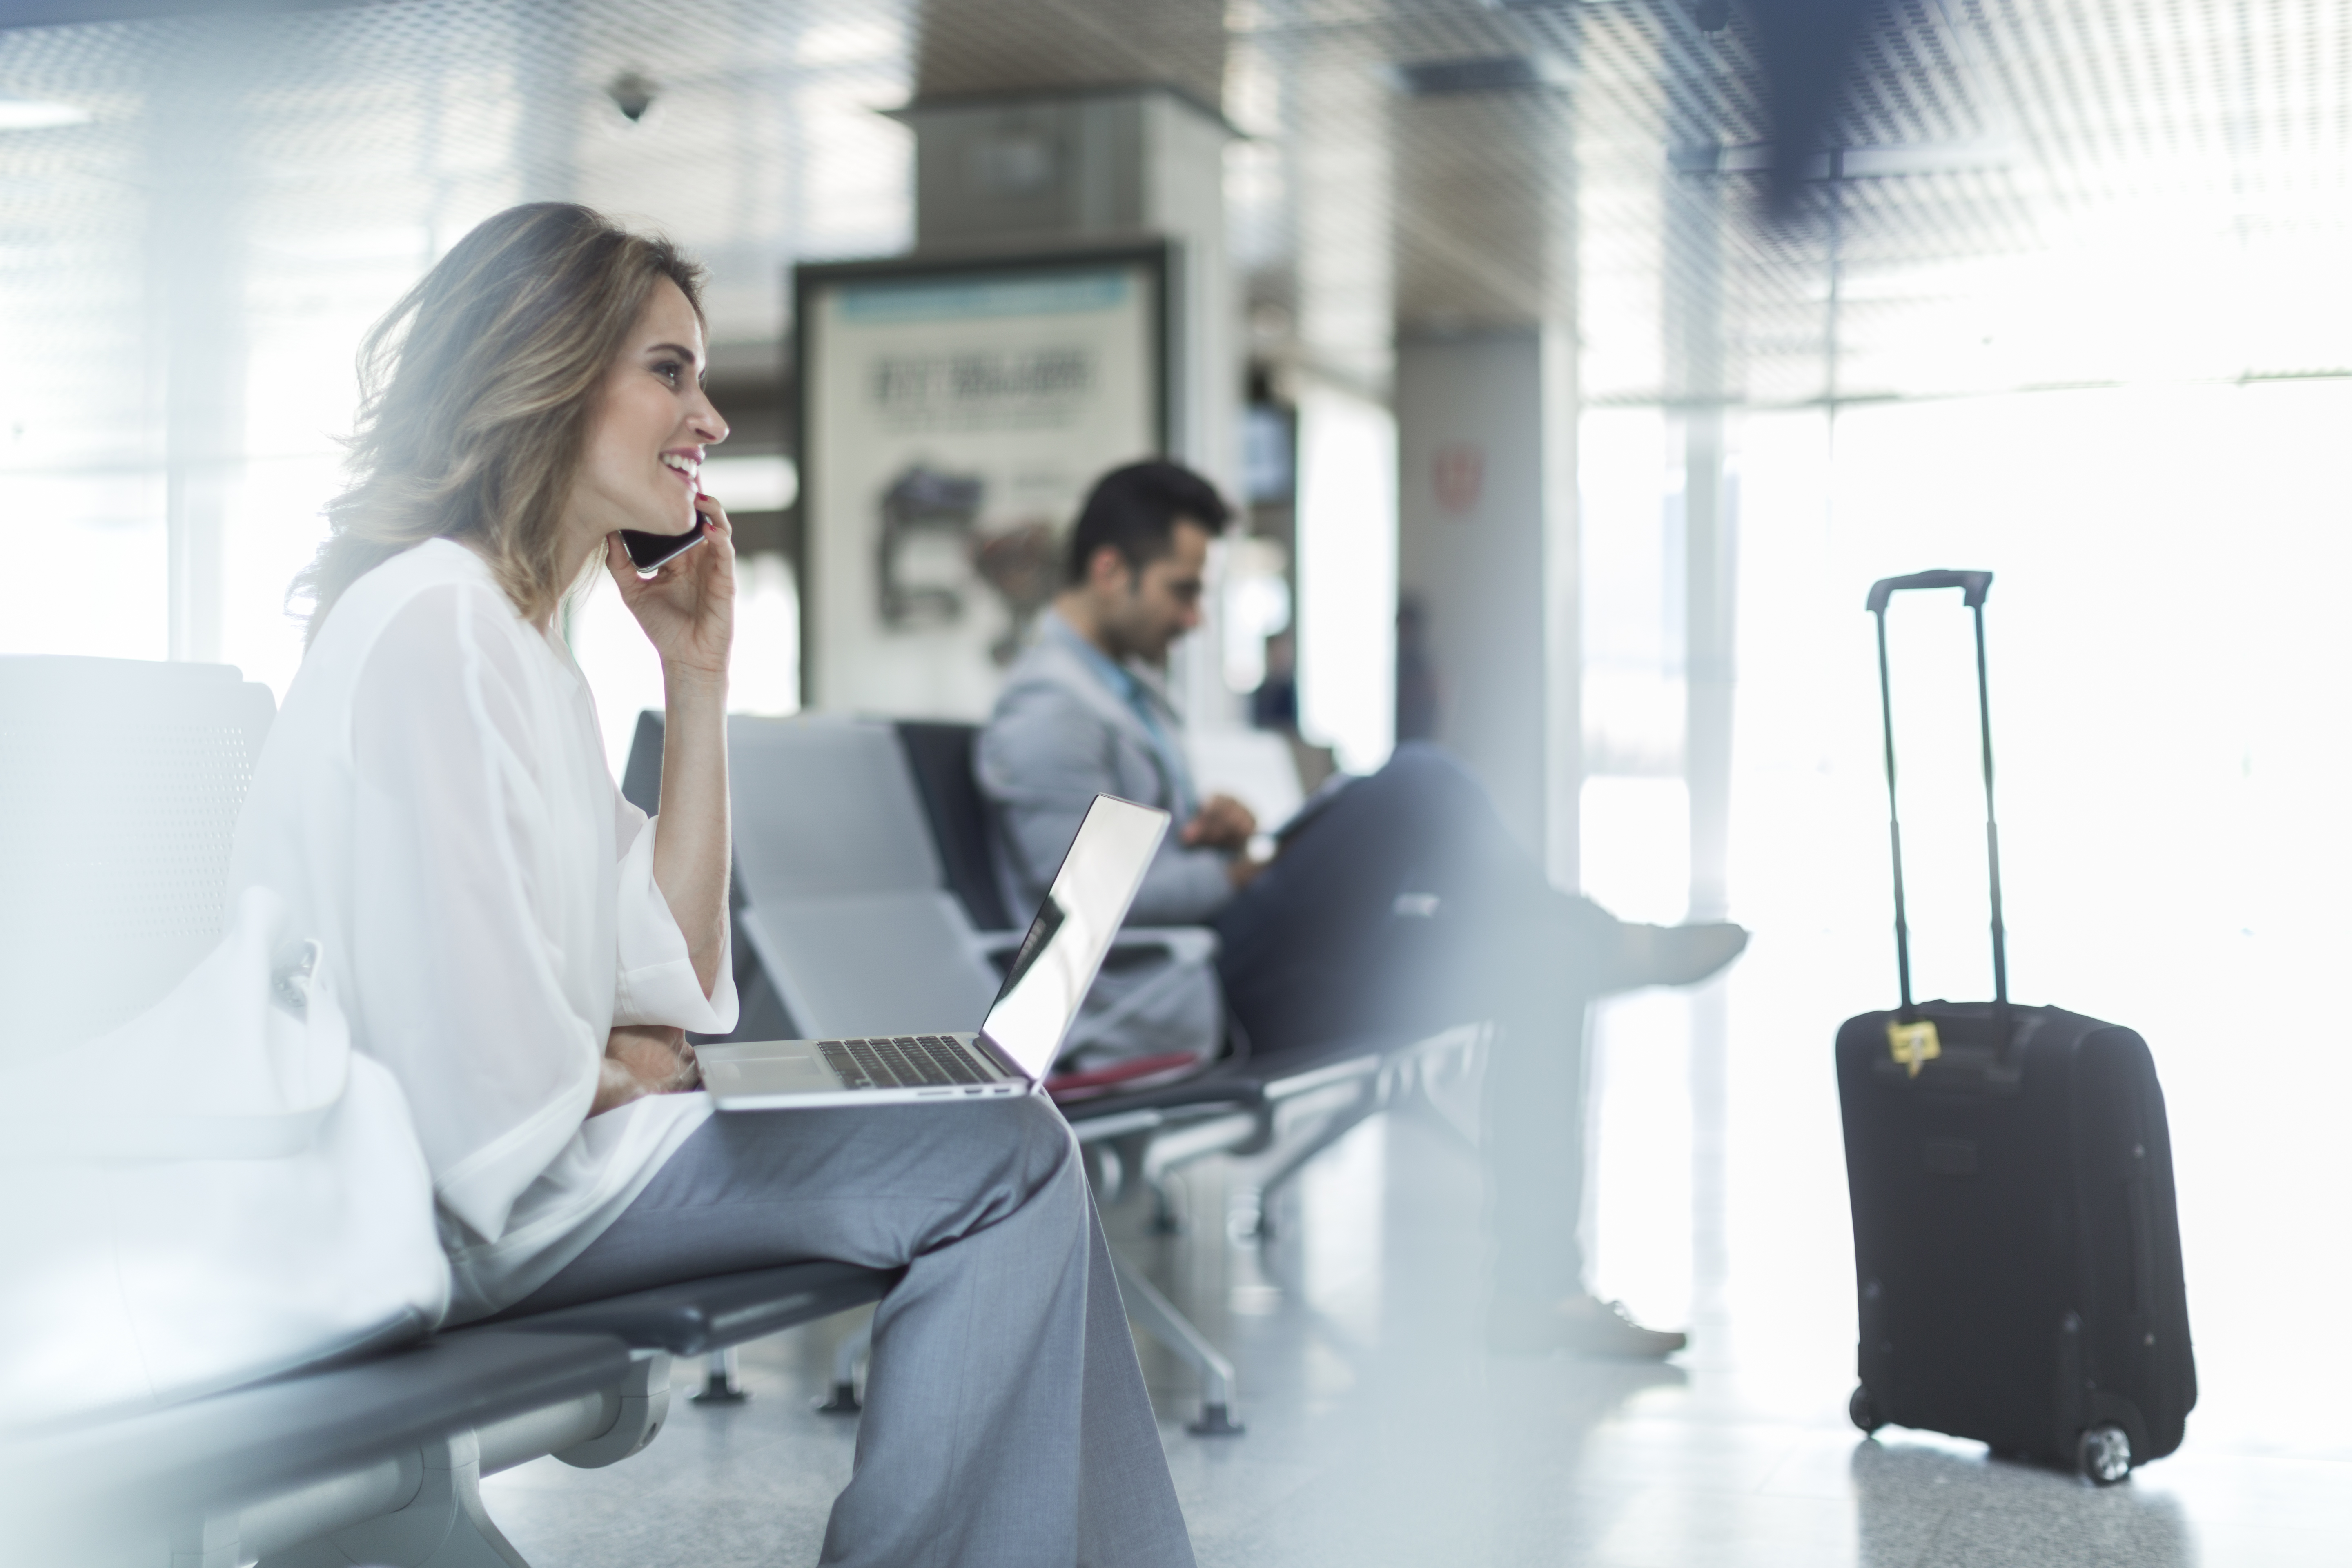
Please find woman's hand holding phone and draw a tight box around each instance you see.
[606,492,734,682]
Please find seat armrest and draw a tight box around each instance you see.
[976,924,1219,964]
[0,1330,633,1535]
[1117,926,1220,964]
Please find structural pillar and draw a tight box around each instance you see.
[1671,167,1737,1321]
[151,33,247,666]
[1394,328,1579,879]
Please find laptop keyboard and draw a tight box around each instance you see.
[817,1035,993,1090]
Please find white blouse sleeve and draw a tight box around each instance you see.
[610,800,739,1032]
[344,586,604,1245]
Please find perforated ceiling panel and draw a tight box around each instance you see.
[1516,0,2352,402]
[0,0,2345,449]
[0,0,914,487]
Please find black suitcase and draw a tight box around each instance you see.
[1836,570,2195,1484]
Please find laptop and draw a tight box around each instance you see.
[698,793,1169,1110]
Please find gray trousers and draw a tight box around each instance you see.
[506,1095,1195,1568]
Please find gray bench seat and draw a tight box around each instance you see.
[9,1263,897,1568]
[7,1328,629,1565]
[1,659,901,1565]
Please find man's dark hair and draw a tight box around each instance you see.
[1065,460,1233,586]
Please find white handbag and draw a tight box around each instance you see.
[0,886,451,1432]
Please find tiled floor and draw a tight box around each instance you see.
[479,1069,2352,1567]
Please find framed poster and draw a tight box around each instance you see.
[794,245,1170,717]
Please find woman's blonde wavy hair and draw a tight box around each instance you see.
[295,203,706,643]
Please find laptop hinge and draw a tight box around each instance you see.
[973,1031,1032,1085]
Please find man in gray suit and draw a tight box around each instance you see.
[979,461,1745,1358]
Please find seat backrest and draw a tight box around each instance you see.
[737,892,1002,1040]
[893,720,1014,931]
[619,709,666,815]
[724,715,1001,1038]
[728,715,943,901]
[0,656,275,1049]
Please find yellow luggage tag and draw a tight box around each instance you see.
[1886,1018,1942,1078]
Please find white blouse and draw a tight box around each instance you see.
[229,539,736,1322]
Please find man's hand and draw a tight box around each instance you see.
[589,1024,703,1118]
[1227,854,1269,892]
[1180,793,1257,852]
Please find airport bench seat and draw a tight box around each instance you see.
[674,711,1489,1436]
[885,717,1486,1225]
[2,660,900,1565]
[11,1262,896,1567]
[9,1328,633,1554]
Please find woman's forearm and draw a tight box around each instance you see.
[653,663,729,996]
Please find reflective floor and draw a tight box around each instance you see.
[480,1058,2351,1568]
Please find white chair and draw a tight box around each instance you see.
[0,657,892,1565]
[0,655,276,1054]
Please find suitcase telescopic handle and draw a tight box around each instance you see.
[1866,569,1992,612]
[1867,570,2009,1029]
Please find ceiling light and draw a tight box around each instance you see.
[0,99,91,131]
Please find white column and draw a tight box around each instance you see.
[1542,327,1583,896]
[1394,333,1545,851]
[1293,379,1396,776]
[1684,407,1736,922]
[1391,328,1581,878]
[151,38,246,667]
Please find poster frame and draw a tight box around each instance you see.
[789,240,1175,710]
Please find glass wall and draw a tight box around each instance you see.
[1577,379,2352,1453]
[0,1,913,749]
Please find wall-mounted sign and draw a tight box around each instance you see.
[1432,441,1485,515]
[795,246,1169,717]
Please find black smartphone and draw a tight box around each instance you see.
[618,521,706,576]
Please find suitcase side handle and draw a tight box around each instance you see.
[1870,569,2009,1031]
[1865,569,1992,612]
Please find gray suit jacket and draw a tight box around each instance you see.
[976,620,1228,1062]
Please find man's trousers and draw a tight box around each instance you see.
[1212,743,1611,1303]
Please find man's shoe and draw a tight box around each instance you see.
[1488,1293,1689,1360]
[1603,921,1748,993]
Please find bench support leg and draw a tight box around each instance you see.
[815,1319,871,1414]
[259,1430,530,1568]
[1111,1250,1243,1436]
[1232,1082,1384,1241]
[690,1345,748,1406]
[1148,1175,1184,1234]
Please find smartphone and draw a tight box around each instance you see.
[619,521,706,577]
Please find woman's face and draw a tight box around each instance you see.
[571,276,729,548]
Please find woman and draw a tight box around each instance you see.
[229,204,1194,1568]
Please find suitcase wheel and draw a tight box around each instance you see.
[1848,1385,1885,1435]
[2076,1423,2132,1485]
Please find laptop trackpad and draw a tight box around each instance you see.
[704,1052,839,1098]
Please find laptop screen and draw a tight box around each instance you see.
[978,794,1169,1080]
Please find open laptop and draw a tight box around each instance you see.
[698,793,1169,1110]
